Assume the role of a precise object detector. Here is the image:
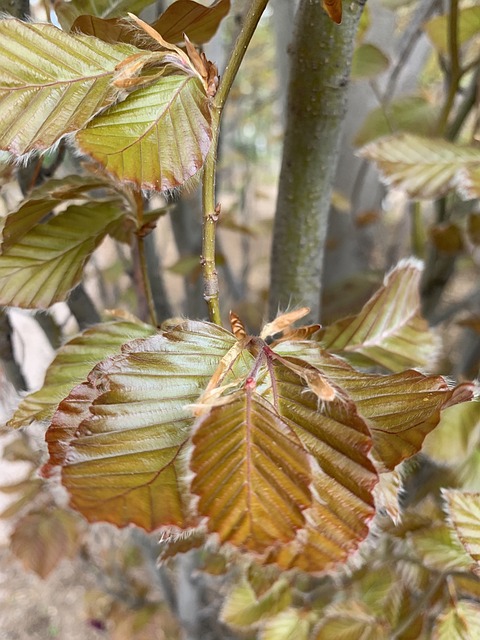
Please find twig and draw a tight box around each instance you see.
[132,189,158,326]
[390,573,444,639]
[201,0,271,325]
[68,283,100,329]
[447,67,480,140]
[435,0,461,134]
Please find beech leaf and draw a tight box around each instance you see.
[444,491,480,569]
[0,202,125,308]
[0,19,138,155]
[45,321,236,531]
[423,6,480,55]
[360,133,480,200]
[220,578,291,629]
[0,175,123,252]
[54,0,156,31]
[261,609,312,640]
[432,601,480,640]
[320,259,437,371]
[351,44,389,80]
[9,319,156,429]
[10,508,83,578]
[354,96,438,147]
[314,601,388,639]
[191,391,312,552]
[409,525,474,573]
[274,342,472,470]
[152,0,231,45]
[76,74,212,191]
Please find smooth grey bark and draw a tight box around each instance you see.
[0,0,28,17]
[269,0,365,321]
[272,0,297,122]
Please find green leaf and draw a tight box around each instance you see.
[76,75,212,191]
[1,175,123,252]
[0,478,44,520]
[45,321,236,531]
[260,609,312,640]
[423,401,480,465]
[10,508,83,578]
[432,601,480,640]
[354,96,438,147]
[320,259,437,372]
[0,19,137,155]
[351,44,389,80]
[0,202,124,308]
[423,7,480,55]
[356,6,371,44]
[54,0,156,31]
[444,491,480,568]
[191,388,313,552]
[314,601,388,639]
[9,319,156,429]
[360,133,480,200]
[409,525,474,572]
[220,578,291,629]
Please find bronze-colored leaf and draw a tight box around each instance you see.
[45,321,236,531]
[9,319,156,429]
[10,508,83,578]
[274,342,473,470]
[152,0,231,45]
[320,259,437,372]
[191,391,312,552]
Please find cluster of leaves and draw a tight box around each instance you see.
[3,258,479,637]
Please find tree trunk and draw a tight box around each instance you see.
[269,0,365,321]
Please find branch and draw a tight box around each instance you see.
[201,0,271,325]
[68,283,100,330]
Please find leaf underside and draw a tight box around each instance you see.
[0,19,137,155]
[9,319,156,429]
[320,258,437,372]
[46,321,236,531]
[76,75,212,191]
[360,133,480,200]
[0,202,124,308]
